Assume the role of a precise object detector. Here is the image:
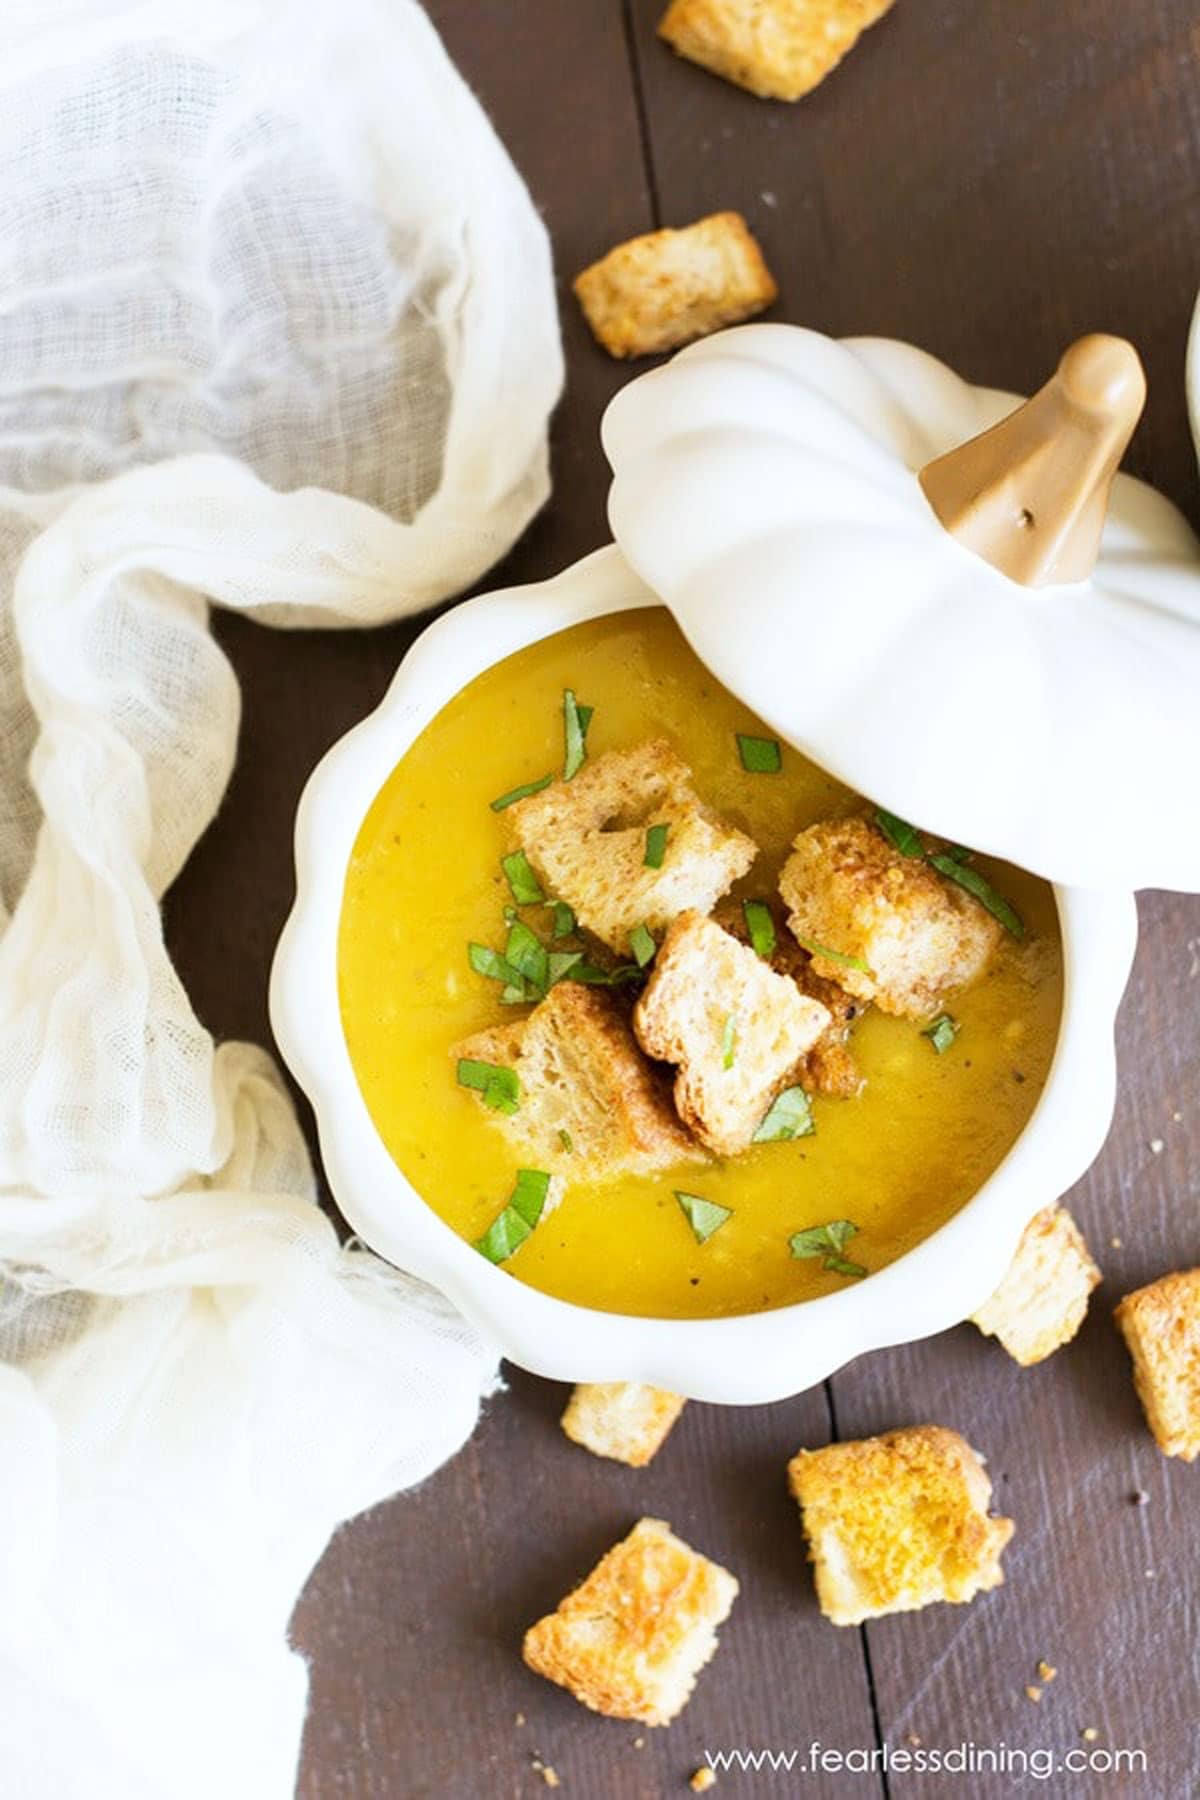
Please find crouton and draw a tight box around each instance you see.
[522,1518,738,1724]
[455,982,701,1177]
[659,0,896,103]
[573,212,777,359]
[1114,1268,1200,1461]
[788,1425,1014,1626]
[562,1383,686,1467]
[714,896,863,1098]
[972,1206,1101,1365]
[509,739,756,957]
[779,816,1002,1019]
[634,910,830,1156]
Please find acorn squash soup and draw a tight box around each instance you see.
[337,608,1062,1320]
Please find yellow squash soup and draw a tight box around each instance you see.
[338,609,1062,1319]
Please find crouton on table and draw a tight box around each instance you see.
[714,896,863,1098]
[659,0,896,103]
[788,1424,1014,1625]
[573,212,777,359]
[523,1518,738,1724]
[562,1383,686,1467]
[635,910,830,1156]
[972,1206,1101,1365]
[779,816,1001,1019]
[1115,1268,1200,1461]
[509,739,755,957]
[455,982,700,1177]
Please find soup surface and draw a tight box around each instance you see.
[338,608,1062,1318]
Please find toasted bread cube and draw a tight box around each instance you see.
[789,1425,1014,1626]
[779,817,1002,1019]
[972,1206,1101,1365]
[573,212,777,359]
[659,0,896,102]
[455,983,701,1177]
[523,1518,738,1724]
[714,896,863,1097]
[562,1383,687,1467]
[1114,1268,1200,1461]
[634,910,830,1156]
[510,740,756,957]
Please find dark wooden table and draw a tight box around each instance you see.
[165,3,1200,1793]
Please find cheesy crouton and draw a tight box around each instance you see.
[455,982,701,1177]
[634,910,830,1156]
[523,1518,738,1724]
[972,1206,1101,1365]
[659,0,896,103]
[1114,1268,1200,1461]
[509,740,756,957]
[573,212,777,359]
[714,896,863,1097]
[562,1383,687,1467]
[779,816,1002,1019]
[788,1425,1014,1626]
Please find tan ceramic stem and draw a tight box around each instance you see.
[918,334,1146,587]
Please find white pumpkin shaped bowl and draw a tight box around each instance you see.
[271,325,1200,1404]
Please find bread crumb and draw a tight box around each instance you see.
[1081,1727,1099,1742]
[1172,1110,1183,1123]
[515,1713,526,1727]
[690,1770,718,1793]
[633,1737,645,1750]
[1037,1660,1057,1683]
[1025,1685,1042,1703]
[1149,1138,1165,1155]
[1110,1236,1123,1249]
[906,1733,922,1748]
[1146,1568,1156,1578]
[541,1770,561,1790]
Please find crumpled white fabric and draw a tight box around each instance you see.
[0,2,562,1794]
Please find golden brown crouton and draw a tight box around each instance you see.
[523,1518,738,1724]
[573,212,777,359]
[1114,1268,1200,1461]
[509,739,756,957]
[788,1425,1014,1626]
[713,896,863,1098]
[455,982,701,1177]
[634,910,830,1156]
[659,0,896,102]
[562,1383,687,1467]
[779,817,1002,1019]
[972,1206,1101,1365]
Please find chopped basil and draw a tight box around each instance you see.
[795,936,872,977]
[928,852,1024,938]
[566,960,643,987]
[456,1058,521,1115]
[743,899,776,960]
[676,1191,732,1245]
[922,1013,959,1054]
[644,823,669,869]
[468,942,526,988]
[558,1128,574,1154]
[490,771,553,813]
[753,1085,814,1142]
[630,921,657,968]
[475,1168,553,1263]
[789,1218,866,1279]
[552,901,576,939]
[547,950,583,985]
[721,1013,738,1069]
[563,689,592,781]
[505,917,549,991]
[501,850,545,906]
[875,807,924,858]
[736,732,782,774]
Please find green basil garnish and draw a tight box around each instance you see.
[563,689,592,781]
[721,1013,738,1069]
[630,922,657,968]
[789,1218,866,1279]
[552,901,576,939]
[743,899,776,960]
[676,1191,732,1245]
[490,772,553,813]
[501,850,545,906]
[456,1059,520,1115]
[875,807,924,857]
[922,1013,959,1054]
[753,1085,814,1142]
[928,853,1024,939]
[475,1169,553,1263]
[644,823,669,869]
[795,936,872,976]
[736,732,782,774]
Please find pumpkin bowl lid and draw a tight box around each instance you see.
[602,323,1200,894]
